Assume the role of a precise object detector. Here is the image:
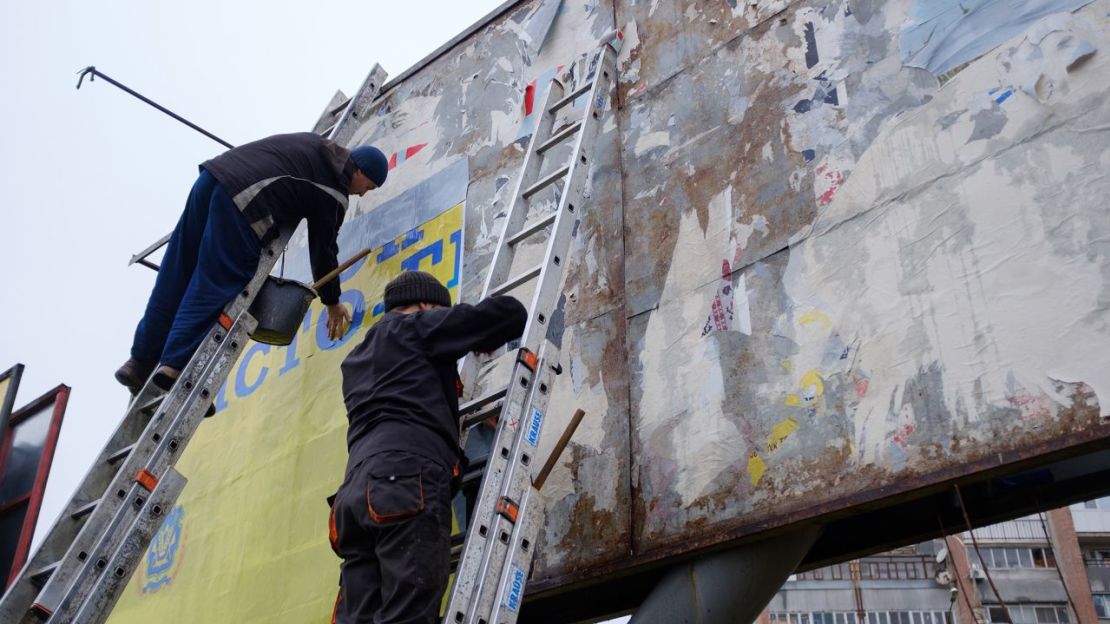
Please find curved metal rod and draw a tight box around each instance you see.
[75,65,234,149]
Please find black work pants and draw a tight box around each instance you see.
[330,450,453,624]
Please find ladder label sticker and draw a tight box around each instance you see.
[526,408,544,447]
[505,564,526,612]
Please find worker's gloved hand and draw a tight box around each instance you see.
[326,302,353,340]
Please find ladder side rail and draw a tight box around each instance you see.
[444,356,540,622]
[61,469,186,624]
[28,326,224,619]
[43,309,260,620]
[12,364,204,619]
[0,402,155,621]
[447,37,620,624]
[518,48,616,355]
[11,234,289,621]
[328,65,388,146]
[488,486,544,623]
[36,236,286,619]
[458,385,541,624]
[467,351,559,620]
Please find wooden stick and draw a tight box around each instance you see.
[311,247,374,291]
[534,408,586,491]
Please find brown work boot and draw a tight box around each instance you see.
[114,358,154,394]
[151,366,216,417]
[151,366,180,391]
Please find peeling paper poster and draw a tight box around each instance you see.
[899,0,1094,75]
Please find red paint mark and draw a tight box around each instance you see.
[892,423,914,448]
[524,82,536,115]
[855,378,869,398]
[1007,389,1054,420]
[817,169,844,207]
[386,143,429,171]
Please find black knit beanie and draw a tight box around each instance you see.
[383,271,451,311]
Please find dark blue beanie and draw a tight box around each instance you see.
[351,145,388,187]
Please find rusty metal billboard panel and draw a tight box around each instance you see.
[335,0,1110,603]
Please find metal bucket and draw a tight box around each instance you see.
[248,276,316,346]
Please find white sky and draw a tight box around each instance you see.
[0,0,510,546]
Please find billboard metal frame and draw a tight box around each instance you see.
[0,383,69,587]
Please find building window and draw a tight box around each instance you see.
[985,604,1069,624]
[1093,594,1110,619]
[1085,550,1110,567]
[771,612,857,624]
[975,547,1056,569]
[794,558,939,582]
[772,612,947,624]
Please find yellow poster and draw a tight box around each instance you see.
[109,174,464,623]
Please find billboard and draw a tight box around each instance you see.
[95,0,1110,619]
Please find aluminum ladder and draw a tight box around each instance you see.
[0,230,302,624]
[444,32,621,624]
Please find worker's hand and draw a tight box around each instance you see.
[326,303,352,340]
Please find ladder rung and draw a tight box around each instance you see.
[536,121,583,155]
[459,386,508,417]
[522,165,570,200]
[506,213,557,248]
[550,80,594,114]
[106,444,135,465]
[30,561,59,587]
[489,263,543,298]
[71,498,101,521]
[139,394,165,415]
[462,401,504,430]
[461,460,487,486]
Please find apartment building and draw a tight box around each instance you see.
[763,497,1110,624]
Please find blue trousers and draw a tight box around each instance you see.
[131,170,261,369]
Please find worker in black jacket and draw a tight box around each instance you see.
[331,270,527,624]
[114,132,388,392]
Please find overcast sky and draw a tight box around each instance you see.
[0,0,513,546]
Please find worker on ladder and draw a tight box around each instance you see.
[114,132,389,393]
[330,270,526,624]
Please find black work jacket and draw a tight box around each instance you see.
[201,132,354,305]
[340,297,528,473]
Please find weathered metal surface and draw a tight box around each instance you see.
[326,0,1109,603]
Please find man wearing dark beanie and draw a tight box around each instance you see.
[114,133,389,393]
[330,270,526,624]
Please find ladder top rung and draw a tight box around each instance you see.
[537,121,583,156]
[522,165,571,200]
[550,80,594,114]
